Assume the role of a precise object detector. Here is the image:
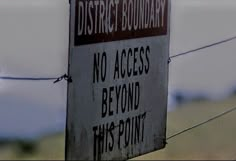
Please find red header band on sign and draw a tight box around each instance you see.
[74,0,168,46]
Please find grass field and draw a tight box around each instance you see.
[1,96,236,160]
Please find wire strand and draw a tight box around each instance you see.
[167,106,236,140]
[0,76,57,81]
[170,36,236,59]
[2,36,236,80]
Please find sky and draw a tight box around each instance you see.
[0,0,69,139]
[169,0,236,99]
[0,0,236,138]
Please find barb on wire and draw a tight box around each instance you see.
[167,106,236,140]
[169,35,236,60]
[54,74,72,84]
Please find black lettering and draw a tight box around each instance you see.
[109,86,114,116]
[131,117,134,145]
[93,53,100,83]
[121,49,126,78]
[141,112,146,142]
[133,48,138,76]
[115,85,121,114]
[118,120,124,149]
[121,84,127,113]
[98,125,105,154]
[135,115,141,144]
[93,126,98,160]
[102,88,108,118]
[113,51,120,80]
[105,123,109,152]
[109,122,115,151]
[93,52,107,83]
[139,46,144,75]
[101,52,107,81]
[127,48,132,77]
[128,83,134,112]
[145,46,150,74]
[134,82,140,110]
[125,118,131,147]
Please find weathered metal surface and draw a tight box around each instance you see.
[66,0,170,160]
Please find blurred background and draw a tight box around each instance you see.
[0,0,236,160]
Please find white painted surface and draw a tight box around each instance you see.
[66,0,170,160]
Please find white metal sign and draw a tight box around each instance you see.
[66,0,170,160]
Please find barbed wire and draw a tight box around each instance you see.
[166,36,236,141]
[0,34,236,154]
[167,106,236,140]
[1,35,236,81]
[169,35,236,62]
[0,74,71,83]
[0,76,57,81]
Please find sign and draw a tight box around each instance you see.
[66,0,170,160]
